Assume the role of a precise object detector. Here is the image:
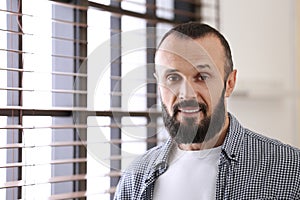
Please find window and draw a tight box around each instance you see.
[1,1,88,199]
[0,0,219,199]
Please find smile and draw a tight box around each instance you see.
[179,107,201,113]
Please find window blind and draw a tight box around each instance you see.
[0,0,220,199]
[1,0,88,199]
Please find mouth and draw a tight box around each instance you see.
[178,107,202,114]
[172,100,207,118]
[176,106,203,124]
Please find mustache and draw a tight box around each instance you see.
[173,100,207,115]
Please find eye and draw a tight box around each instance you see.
[167,74,182,82]
[197,74,209,81]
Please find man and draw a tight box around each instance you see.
[114,22,300,199]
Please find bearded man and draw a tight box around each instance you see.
[113,22,300,200]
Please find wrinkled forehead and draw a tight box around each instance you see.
[156,35,216,67]
[155,34,226,78]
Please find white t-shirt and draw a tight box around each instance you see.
[153,145,222,200]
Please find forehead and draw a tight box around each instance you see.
[155,35,225,75]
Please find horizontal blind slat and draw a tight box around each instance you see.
[0,87,88,94]
[0,122,164,129]
[0,172,122,189]
[48,187,117,200]
[117,0,202,14]
[0,8,32,17]
[0,158,87,169]
[50,0,88,11]
[0,138,165,149]
[51,54,87,60]
[0,67,88,77]
[52,18,88,28]
[0,28,30,35]
[89,2,181,24]
[0,107,162,117]
[52,36,88,44]
[0,48,33,54]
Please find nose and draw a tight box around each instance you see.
[178,80,197,100]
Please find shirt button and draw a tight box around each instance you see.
[156,162,167,170]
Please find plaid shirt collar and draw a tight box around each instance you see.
[145,112,244,183]
[221,113,244,162]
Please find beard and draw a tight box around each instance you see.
[162,88,226,144]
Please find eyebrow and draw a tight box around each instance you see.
[164,64,211,74]
[195,64,211,70]
[165,68,179,74]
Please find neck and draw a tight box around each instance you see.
[178,114,230,151]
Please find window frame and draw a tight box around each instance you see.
[0,0,219,198]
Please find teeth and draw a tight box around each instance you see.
[181,109,199,113]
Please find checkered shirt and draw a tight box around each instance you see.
[113,113,300,200]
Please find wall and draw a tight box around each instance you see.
[219,0,300,147]
[297,0,300,148]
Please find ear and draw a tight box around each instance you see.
[225,70,237,97]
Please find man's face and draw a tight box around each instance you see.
[155,34,228,144]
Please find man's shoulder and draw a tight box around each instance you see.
[228,113,300,159]
[242,128,300,165]
[222,116,300,199]
[244,128,300,153]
